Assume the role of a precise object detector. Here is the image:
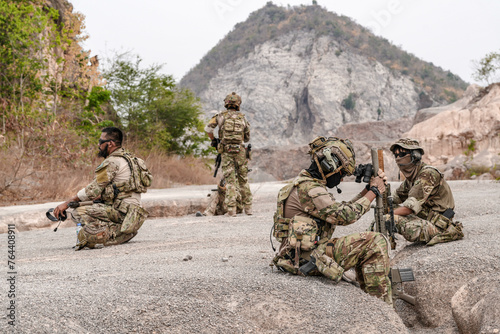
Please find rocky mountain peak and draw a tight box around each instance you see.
[180,3,468,150]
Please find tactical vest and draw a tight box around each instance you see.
[272,175,341,277]
[218,110,246,145]
[417,165,454,217]
[102,151,153,204]
[272,175,324,242]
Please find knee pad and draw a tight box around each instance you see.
[78,224,110,249]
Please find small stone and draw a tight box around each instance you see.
[222,257,229,262]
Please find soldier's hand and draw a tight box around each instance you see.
[377,168,388,184]
[370,176,386,194]
[211,138,219,148]
[53,202,69,219]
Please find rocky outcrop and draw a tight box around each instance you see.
[335,117,413,142]
[412,85,482,125]
[200,31,423,149]
[406,83,500,172]
[451,275,500,334]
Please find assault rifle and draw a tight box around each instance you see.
[212,138,221,177]
[214,153,222,177]
[246,143,252,160]
[371,148,397,249]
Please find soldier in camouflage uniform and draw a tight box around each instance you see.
[389,138,464,246]
[205,92,252,217]
[199,178,243,216]
[271,136,394,306]
[54,127,151,250]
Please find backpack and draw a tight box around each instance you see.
[114,151,153,194]
[220,111,246,145]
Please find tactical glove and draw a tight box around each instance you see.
[211,138,219,148]
[369,176,386,194]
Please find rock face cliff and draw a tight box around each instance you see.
[407,83,500,176]
[202,31,420,148]
[181,4,467,151]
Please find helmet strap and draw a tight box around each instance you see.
[313,154,343,181]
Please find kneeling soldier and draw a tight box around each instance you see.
[271,136,393,306]
[53,127,151,250]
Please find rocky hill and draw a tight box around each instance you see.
[249,83,500,183]
[407,83,500,179]
[180,3,468,149]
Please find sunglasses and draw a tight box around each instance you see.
[394,151,410,158]
[98,139,113,145]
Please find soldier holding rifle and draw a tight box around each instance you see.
[205,92,252,217]
[53,127,151,250]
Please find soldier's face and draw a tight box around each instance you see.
[98,134,111,158]
[393,147,410,159]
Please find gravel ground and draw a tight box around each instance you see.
[1,180,498,333]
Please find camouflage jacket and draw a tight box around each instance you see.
[276,170,371,240]
[393,162,454,218]
[204,109,250,144]
[76,148,142,207]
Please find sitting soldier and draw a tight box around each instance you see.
[389,138,463,246]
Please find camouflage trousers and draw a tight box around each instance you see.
[331,231,392,305]
[221,150,252,212]
[274,231,392,306]
[391,212,464,246]
[71,203,138,250]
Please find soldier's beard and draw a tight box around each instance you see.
[98,144,109,158]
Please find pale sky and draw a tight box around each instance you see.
[71,0,500,85]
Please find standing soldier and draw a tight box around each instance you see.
[53,127,152,250]
[271,136,393,306]
[205,92,252,216]
[389,138,464,246]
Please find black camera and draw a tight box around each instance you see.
[354,164,374,183]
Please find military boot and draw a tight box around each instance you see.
[244,206,252,215]
[226,207,236,217]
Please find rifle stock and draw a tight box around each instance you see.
[390,268,416,305]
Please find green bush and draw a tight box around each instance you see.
[341,93,356,110]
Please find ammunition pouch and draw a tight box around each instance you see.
[272,212,291,242]
[427,210,452,230]
[288,216,319,252]
[224,144,241,153]
[120,203,149,234]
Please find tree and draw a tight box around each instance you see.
[473,51,500,84]
[0,1,61,132]
[103,53,207,155]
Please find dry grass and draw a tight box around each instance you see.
[0,145,215,206]
[142,150,215,188]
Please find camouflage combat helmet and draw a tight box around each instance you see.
[390,138,425,155]
[224,92,242,110]
[308,136,356,180]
